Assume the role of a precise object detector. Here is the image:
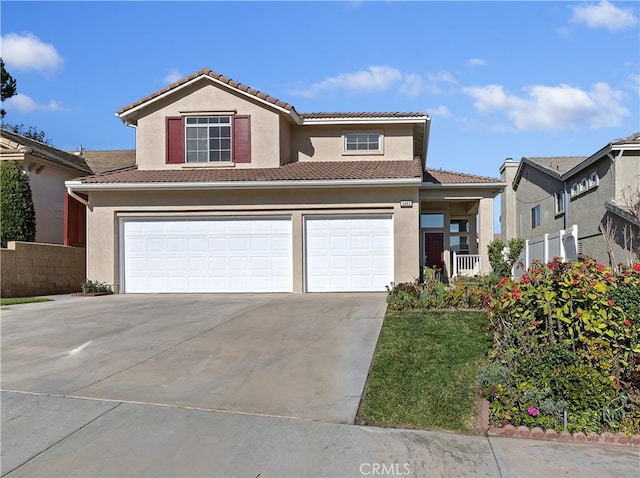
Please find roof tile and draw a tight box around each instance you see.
[424,168,501,184]
[77,160,424,184]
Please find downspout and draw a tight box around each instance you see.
[67,186,91,210]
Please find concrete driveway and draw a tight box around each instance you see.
[1,293,386,423]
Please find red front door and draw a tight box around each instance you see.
[424,232,444,271]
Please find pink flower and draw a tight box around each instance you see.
[624,319,631,327]
[608,299,615,307]
[528,407,539,417]
[531,320,538,327]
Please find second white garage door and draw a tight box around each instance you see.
[121,217,292,293]
[305,215,394,292]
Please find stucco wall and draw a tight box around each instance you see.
[514,166,565,240]
[85,186,420,293]
[1,241,85,297]
[134,80,284,170]
[292,124,415,162]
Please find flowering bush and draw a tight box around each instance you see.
[480,258,640,434]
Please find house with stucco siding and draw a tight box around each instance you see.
[66,68,503,293]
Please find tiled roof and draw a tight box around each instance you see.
[116,68,296,117]
[0,129,93,174]
[77,160,424,184]
[300,112,428,120]
[80,150,136,174]
[423,168,502,184]
[115,68,430,125]
[523,156,588,176]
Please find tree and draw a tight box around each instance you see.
[1,58,17,119]
[487,237,525,277]
[1,161,36,248]
[3,123,52,145]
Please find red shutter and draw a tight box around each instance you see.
[233,115,251,163]
[166,116,185,164]
[64,190,87,247]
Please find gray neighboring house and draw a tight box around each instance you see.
[500,132,640,266]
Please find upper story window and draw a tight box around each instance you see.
[570,182,579,197]
[555,190,565,215]
[531,204,541,228]
[589,170,599,188]
[185,116,231,163]
[344,133,382,153]
[166,115,251,165]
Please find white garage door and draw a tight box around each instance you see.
[121,217,292,293]
[305,215,394,292]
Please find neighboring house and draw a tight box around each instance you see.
[66,68,503,293]
[79,149,136,174]
[0,129,93,245]
[500,132,640,266]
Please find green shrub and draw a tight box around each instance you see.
[487,238,525,277]
[482,258,640,434]
[1,160,36,248]
[81,279,113,294]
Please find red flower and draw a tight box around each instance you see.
[498,277,509,287]
[596,263,605,273]
[531,320,539,327]
[634,263,640,272]
[571,279,579,285]
[576,311,583,317]
[608,299,615,307]
[521,274,531,284]
[624,319,631,327]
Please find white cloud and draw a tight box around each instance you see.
[291,66,460,98]
[4,93,61,112]
[571,1,638,32]
[163,68,183,84]
[428,105,452,117]
[0,32,63,74]
[463,82,629,131]
[467,58,487,67]
[292,66,403,98]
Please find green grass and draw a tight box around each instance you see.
[357,309,492,434]
[0,297,53,306]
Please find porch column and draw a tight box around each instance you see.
[478,197,494,274]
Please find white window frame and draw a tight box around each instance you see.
[185,115,232,163]
[555,191,565,215]
[579,177,588,194]
[589,170,599,188]
[342,131,384,155]
[531,204,541,228]
[570,182,579,197]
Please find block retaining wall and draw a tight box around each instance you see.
[1,241,85,297]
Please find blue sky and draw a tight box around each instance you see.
[1,0,639,183]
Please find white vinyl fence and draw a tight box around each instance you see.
[512,225,579,279]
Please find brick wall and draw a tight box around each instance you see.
[1,241,86,297]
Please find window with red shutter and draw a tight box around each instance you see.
[233,115,251,163]
[166,116,185,164]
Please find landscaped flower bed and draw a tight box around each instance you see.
[481,259,640,435]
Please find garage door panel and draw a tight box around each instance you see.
[305,215,393,292]
[122,217,292,293]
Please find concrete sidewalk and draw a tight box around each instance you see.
[3,390,639,478]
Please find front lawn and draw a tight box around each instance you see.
[357,309,492,434]
[0,297,53,306]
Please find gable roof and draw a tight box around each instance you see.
[512,131,640,189]
[423,168,503,185]
[116,68,429,127]
[116,68,298,124]
[79,150,136,174]
[0,129,93,174]
[69,159,424,189]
